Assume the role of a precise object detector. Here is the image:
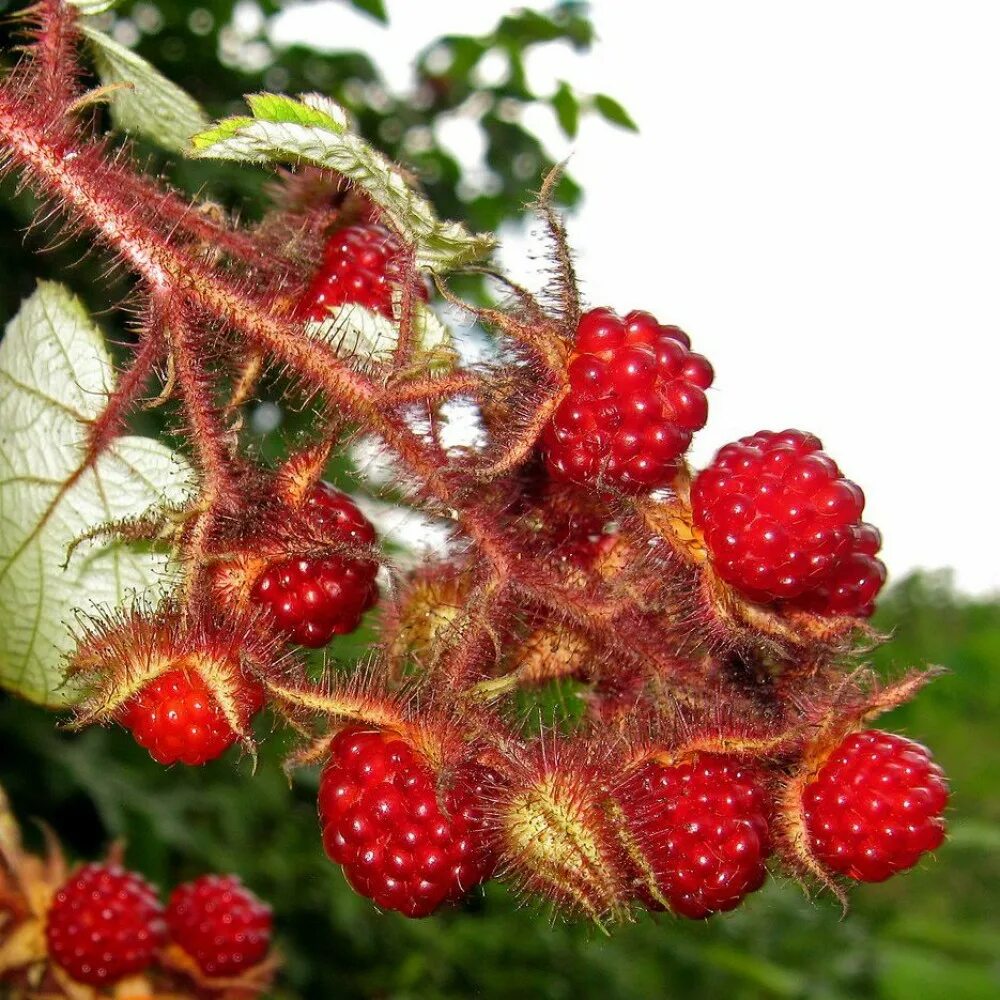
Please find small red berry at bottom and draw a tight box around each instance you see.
[803,730,948,882]
[45,863,165,986]
[318,726,497,917]
[166,874,272,978]
[251,483,380,648]
[118,668,264,766]
[616,753,770,919]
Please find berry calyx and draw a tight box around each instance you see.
[802,730,948,882]
[691,429,886,615]
[118,667,264,766]
[251,482,380,647]
[166,874,273,978]
[616,754,771,919]
[542,308,714,492]
[317,726,497,917]
[298,223,427,322]
[45,863,166,986]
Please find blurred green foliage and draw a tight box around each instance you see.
[1,573,997,999]
[0,2,997,997]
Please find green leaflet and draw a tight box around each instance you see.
[80,24,210,155]
[190,92,496,272]
[0,284,193,707]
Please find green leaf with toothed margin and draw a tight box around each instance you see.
[80,24,210,155]
[189,92,496,272]
[0,283,194,707]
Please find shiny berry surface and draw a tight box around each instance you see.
[617,754,770,919]
[692,429,886,614]
[318,726,497,917]
[118,668,264,766]
[803,730,948,882]
[298,223,427,322]
[166,874,272,977]
[542,308,714,492]
[252,482,379,647]
[45,863,165,985]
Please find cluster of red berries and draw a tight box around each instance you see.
[298,222,427,323]
[543,308,715,491]
[45,864,271,988]
[314,726,946,919]
[250,481,380,648]
[692,430,886,617]
[318,727,498,917]
[112,482,379,767]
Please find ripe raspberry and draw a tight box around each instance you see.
[802,730,948,882]
[542,308,714,492]
[166,874,272,978]
[616,754,770,919]
[118,667,264,766]
[251,482,379,647]
[318,726,497,917]
[691,429,886,615]
[299,223,427,322]
[45,863,166,986]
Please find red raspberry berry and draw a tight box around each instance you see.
[118,668,264,766]
[45,863,166,985]
[802,730,948,882]
[166,874,272,978]
[251,483,380,647]
[616,754,770,919]
[691,429,886,615]
[298,223,427,322]
[542,308,714,492]
[318,726,497,917]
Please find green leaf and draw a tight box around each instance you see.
[80,25,210,155]
[551,81,579,138]
[0,284,193,707]
[593,93,638,132]
[348,0,388,23]
[306,299,455,372]
[190,93,495,272]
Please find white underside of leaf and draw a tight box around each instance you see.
[0,283,193,707]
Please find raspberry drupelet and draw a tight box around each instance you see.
[166,874,273,977]
[615,754,771,919]
[45,863,166,986]
[543,308,714,492]
[802,730,948,882]
[318,726,498,917]
[251,482,380,648]
[298,223,427,322]
[691,429,887,616]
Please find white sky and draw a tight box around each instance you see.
[273,1,1000,595]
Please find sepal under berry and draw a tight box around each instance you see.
[67,604,277,766]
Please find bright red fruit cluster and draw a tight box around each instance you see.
[251,482,380,647]
[691,429,886,616]
[616,754,770,919]
[298,223,427,322]
[543,308,714,491]
[45,864,165,986]
[167,874,273,977]
[118,667,265,766]
[43,862,272,989]
[802,730,949,882]
[318,727,497,917]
